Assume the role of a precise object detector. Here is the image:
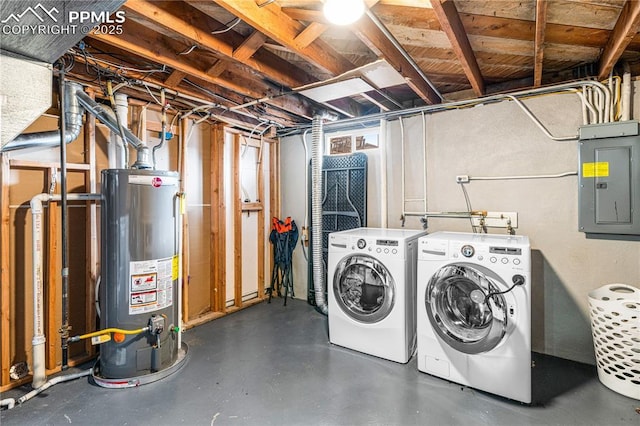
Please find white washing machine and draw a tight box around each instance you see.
[328,227,427,363]
[417,232,532,403]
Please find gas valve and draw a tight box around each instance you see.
[149,314,165,335]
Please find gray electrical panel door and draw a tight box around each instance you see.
[578,121,640,235]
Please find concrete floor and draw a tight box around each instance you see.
[1,298,638,425]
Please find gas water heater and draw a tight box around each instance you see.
[95,169,187,387]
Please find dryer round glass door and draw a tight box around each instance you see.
[333,254,395,323]
[425,263,510,354]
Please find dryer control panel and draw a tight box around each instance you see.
[348,236,406,259]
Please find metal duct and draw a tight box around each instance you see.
[311,114,328,315]
[75,91,151,169]
[0,1,126,147]
[1,81,84,152]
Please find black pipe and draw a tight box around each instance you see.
[59,72,70,369]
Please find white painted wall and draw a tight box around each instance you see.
[281,84,640,365]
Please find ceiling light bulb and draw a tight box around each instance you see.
[323,0,365,26]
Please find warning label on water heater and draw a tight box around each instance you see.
[129,257,174,315]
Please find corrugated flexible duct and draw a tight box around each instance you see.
[310,112,337,315]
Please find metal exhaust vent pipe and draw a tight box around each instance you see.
[1,81,84,152]
[311,112,337,315]
[75,91,151,169]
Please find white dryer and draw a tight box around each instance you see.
[417,232,532,403]
[328,227,427,363]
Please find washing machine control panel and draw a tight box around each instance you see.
[349,237,404,257]
[419,238,528,271]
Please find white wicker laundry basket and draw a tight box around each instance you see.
[588,283,640,400]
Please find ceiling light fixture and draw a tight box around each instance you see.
[323,0,365,26]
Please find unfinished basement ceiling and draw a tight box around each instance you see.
[65,0,640,129]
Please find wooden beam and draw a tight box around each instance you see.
[179,117,190,323]
[46,169,59,369]
[233,31,268,62]
[268,141,278,298]
[534,0,548,87]
[284,6,441,104]
[0,154,10,386]
[598,0,640,79]
[88,22,266,99]
[256,141,265,300]
[352,14,442,104]
[233,134,242,308]
[206,59,228,78]
[83,88,98,359]
[213,0,354,76]
[9,160,90,171]
[83,33,315,123]
[123,0,306,88]
[211,124,226,313]
[294,22,328,49]
[431,0,485,96]
[164,70,187,89]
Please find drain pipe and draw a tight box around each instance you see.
[30,192,101,384]
[311,112,337,315]
[1,82,84,152]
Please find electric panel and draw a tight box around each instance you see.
[578,121,640,235]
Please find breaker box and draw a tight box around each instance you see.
[578,120,640,235]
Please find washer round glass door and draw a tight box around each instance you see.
[333,254,395,323]
[425,263,510,354]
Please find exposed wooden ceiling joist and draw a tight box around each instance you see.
[211,0,355,76]
[164,70,188,89]
[294,22,328,49]
[233,31,268,61]
[431,0,485,96]
[283,6,442,104]
[63,0,640,127]
[598,0,640,79]
[86,27,315,121]
[123,0,308,88]
[534,0,548,87]
[88,26,263,98]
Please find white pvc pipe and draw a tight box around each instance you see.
[16,368,92,406]
[114,93,129,168]
[30,194,48,389]
[29,193,101,390]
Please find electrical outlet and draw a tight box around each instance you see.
[471,212,518,229]
[456,175,470,183]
